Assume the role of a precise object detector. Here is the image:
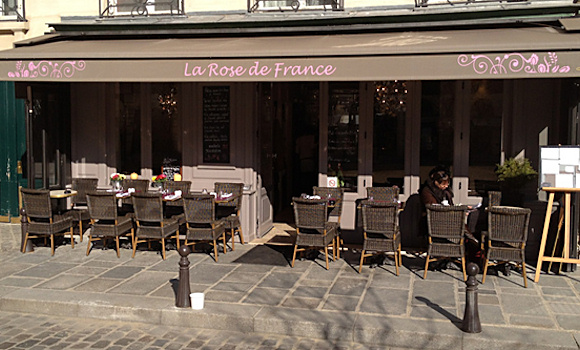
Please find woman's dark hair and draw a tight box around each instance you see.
[429,165,450,183]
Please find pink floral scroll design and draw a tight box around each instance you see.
[457,52,570,75]
[8,60,86,79]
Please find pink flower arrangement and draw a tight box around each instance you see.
[153,174,167,183]
[110,173,126,181]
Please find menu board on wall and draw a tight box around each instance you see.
[540,146,580,188]
[203,86,230,163]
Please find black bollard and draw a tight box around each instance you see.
[20,208,33,253]
[462,262,482,333]
[176,245,191,308]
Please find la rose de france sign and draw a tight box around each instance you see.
[184,61,337,79]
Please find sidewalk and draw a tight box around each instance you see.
[1,223,580,349]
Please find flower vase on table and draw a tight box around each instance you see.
[152,174,167,192]
[110,173,126,191]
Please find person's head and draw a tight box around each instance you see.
[430,167,450,190]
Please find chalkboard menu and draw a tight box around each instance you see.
[203,86,230,163]
[162,166,181,181]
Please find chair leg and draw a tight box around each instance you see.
[161,239,166,260]
[214,239,219,262]
[70,228,75,248]
[324,246,329,270]
[86,235,92,256]
[521,261,528,288]
[461,258,467,281]
[222,233,227,254]
[423,254,430,279]
[358,250,366,273]
[291,245,298,267]
[482,257,489,284]
[50,235,55,256]
[132,238,138,258]
[78,221,83,242]
[238,227,244,245]
[21,232,29,253]
[231,228,235,251]
[115,236,121,258]
[336,236,341,259]
[395,250,400,276]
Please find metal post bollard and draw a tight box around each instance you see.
[176,245,191,308]
[20,208,33,253]
[462,262,482,333]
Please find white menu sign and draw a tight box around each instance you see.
[540,146,580,188]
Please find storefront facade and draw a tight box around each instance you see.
[1,24,580,241]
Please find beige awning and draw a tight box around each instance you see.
[2,26,580,82]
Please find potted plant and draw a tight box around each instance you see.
[495,157,538,206]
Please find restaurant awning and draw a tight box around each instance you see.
[1,26,580,82]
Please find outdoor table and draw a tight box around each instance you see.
[49,189,77,214]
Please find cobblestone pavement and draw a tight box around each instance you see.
[0,310,391,350]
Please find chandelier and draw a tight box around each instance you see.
[158,87,177,117]
[375,80,407,117]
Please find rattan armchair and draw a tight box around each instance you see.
[292,197,337,270]
[366,186,400,202]
[215,182,245,250]
[131,192,180,260]
[164,180,191,223]
[481,206,531,287]
[86,192,134,258]
[424,204,470,281]
[488,191,502,207]
[183,194,226,262]
[68,178,98,242]
[359,200,401,275]
[313,186,344,257]
[121,179,150,205]
[20,188,74,256]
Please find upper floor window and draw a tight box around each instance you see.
[1,0,25,21]
[101,0,184,17]
[249,0,343,12]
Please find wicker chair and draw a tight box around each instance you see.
[488,191,502,207]
[313,186,344,257]
[359,200,401,275]
[121,179,150,206]
[183,194,226,262]
[68,178,98,242]
[292,197,337,270]
[86,192,134,258]
[481,206,531,287]
[214,182,245,249]
[131,192,180,260]
[20,188,74,256]
[366,186,400,202]
[164,180,191,223]
[423,204,470,281]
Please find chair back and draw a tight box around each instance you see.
[71,178,98,206]
[183,194,215,224]
[293,197,327,231]
[21,188,52,219]
[425,204,469,240]
[488,191,502,207]
[366,187,399,202]
[361,200,398,237]
[122,179,150,193]
[86,192,119,221]
[165,181,191,206]
[487,206,531,243]
[313,186,344,217]
[131,193,164,223]
[214,182,244,208]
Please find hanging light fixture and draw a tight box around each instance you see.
[374,80,407,117]
[158,87,177,117]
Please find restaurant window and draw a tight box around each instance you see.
[328,82,359,192]
[373,81,407,191]
[0,0,24,20]
[119,83,141,174]
[107,0,181,16]
[468,80,503,194]
[152,83,181,173]
[420,81,454,178]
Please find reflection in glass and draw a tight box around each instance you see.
[373,81,407,191]
[328,82,359,192]
[152,83,181,173]
[119,83,141,174]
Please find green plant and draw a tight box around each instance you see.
[496,157,538,189]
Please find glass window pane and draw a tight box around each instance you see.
[420,81,454,178]
[328,82,359,192]
[469,80,502,194]
[152,84,181,173]
[373,81,407,191]
[119,83,141,174]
